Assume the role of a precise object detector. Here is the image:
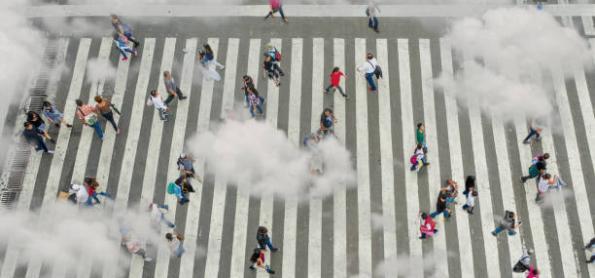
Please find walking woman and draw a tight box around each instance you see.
[111,15,140,48]
[113,33,137,62]
[42,101,72,128]
[264,0,288,23]
[241,75,256,107]
[165,232,186,257]
[263,54,281,87]
[27,111,54,143]
[248,248,276,274]
[247,89,265,117]
[94,95,120,134]
[199,44,224,70]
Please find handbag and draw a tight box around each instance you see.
[368,61,382,79]
[78,107,98,125]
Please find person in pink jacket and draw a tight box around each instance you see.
[264,0,288,23]
[526,266,539,278]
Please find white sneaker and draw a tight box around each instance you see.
[47,150,55,154]
[144,257,153,262]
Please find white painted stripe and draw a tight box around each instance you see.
[550,66,592,277]
[375,39,397,267]
[25,38,91,278]
[490,116,522,267]
[332,38,347,278]
[229,38,260,278]
[439,37,475,278]
[582,16,595,35]
[512,117,552,277]
[397,38,423,278]
[280,37,302,278]
[258,38,281,278]
[418,38,448,276]
[354,38,372,277]
[0,37,69,278]
[466,97,501,278]
[308,37,322,278]
[135,37,177,278]
[103,38,156,278]
[24,4,595,18]
[203,38,240,278]
[176,37,212,278]
[69,37,112,278]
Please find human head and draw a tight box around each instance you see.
[94,95,103,103]
[332,67,340,73]
[111,15,119,23]
[417,123,424,130]
[472,190,478,197]
[150,90,158,97]
[542,173,551,180]
[257,226,267,234]
[421,212,428,219]
[42,101,51,108]
[163,71,170,78]
[165,233,173,241]
[204,44,212,53]
[27,111,37,118]
[75,99,83,107]
[417,143,423,150]
[366,52,374,60]
[542,153,550,160]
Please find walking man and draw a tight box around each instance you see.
[366,1,380,33]
[522,119,543,144]
[22,122,53,154]
[163,71,187,105]
[256,226,279,252]
[357,52,381,93]
[146,90,170,122]
[520,155,547,183]
[75,99,104,140]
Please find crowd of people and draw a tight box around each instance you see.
[16,2,594,276]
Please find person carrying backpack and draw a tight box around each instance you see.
[357,52,381,93]
[256,226,279,252]
[248,248,275,274]
[319,108,336,136]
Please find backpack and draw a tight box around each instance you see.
[167,182,178,195]
[409,154,418,165]
[367,61,382,79]
[274,49,282,62]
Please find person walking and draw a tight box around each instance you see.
[199,44,224,70]
[520,156,547,183]
[94,95,120,134]
[366,1,380,33]
[410,144,429,171]
[177,153,198,179]
[263,54,281,87]
[113,33,137,62]
[42,101,72,128]
[75,99,104,140]
[165,232,186,257]
[526,266,540,278]
[416,123,427,153]
[513,248,533,273]
[22,122,53,154]
[264,44,285,76]
[163,71,187,105]
[248,248,276,274]
[27,111,54,143]
[247,89,265,118]
[256,226,279,252]
[166,181,189,205]
[357,52,381,93]
[120,228,152,262]
[462,188,477,214]
[146,90,169,122]
[492,210,521,237]
[111,15,140,48]
[324,67,347,98]
[83,177,111,206]
[241,75,257,107]
[430,190,451,219]
[320,108,337,137]
[522,119,543,144]
[264,0,288,23]
[418,212,437,239]
[149,202,175,229]
[463,175,476,197]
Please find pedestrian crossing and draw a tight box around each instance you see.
[2,34,595,278]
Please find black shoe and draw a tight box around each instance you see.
[491,231,497,236]
[522,140,530,144]
[520,177,526,183]
[179,96,187,100]
[271,247,279,252]
[249,266,256,271]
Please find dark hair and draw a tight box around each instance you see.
[421,212,428,219]
[150,90,157,96]
[366,52,374,59]
[257,226,268,234]
[42,101,52,108]
[249,248,261,263]
[416,143,423,150]
[204,44,213,54]
[542,173,551,180]
[23,121,31,127]
[542,153,550,160]
[165,233,173,241]
[471,190,478,197]
[417,123,423,129]
[332,67,340,73]
[75,99,83,106]
[465,176,476,187]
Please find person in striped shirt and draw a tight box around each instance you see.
[75,99,104,140]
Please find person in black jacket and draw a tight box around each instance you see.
[256,226,278,252]
[22,122,53,154]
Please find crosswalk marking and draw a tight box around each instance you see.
[397,38,424,278]
[308,37,323,278]
[512,116,553,277]
[72,36,113,278]
[258,37,281,278]
[203,38,239,278]
[354,38,372,277]
[280,37,301,278]
[25,38,92,278]
[581,16,595,35]
[332,38,348,278]
[176,37,215,278]
[418,38,449,275]
[141,37,177,278]
[375,38,397,275]
[6,36,595,278]
[229,38,260,278]
[0,37,69,278]
[550,66,592,277]
[174,38,199,278]
[440,37,475,278]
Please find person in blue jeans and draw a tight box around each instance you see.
[430,191,451,219]
[75,99,104,140]
[256,226,278,252]
[22,122,53,154]
[492,211,521,236]
[357,52,379,93]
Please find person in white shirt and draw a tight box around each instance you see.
[462,188,477,214]
[536,173,552,203]
[146,90,169,121]
[165,232,185,257]
[357,52,380,93]
[148,203,175,229]
[67,183,89,205]
[366,1,380,33]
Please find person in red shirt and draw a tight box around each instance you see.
[419,212,437,239]
[324,67,347,98]
[264,0,287,23]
